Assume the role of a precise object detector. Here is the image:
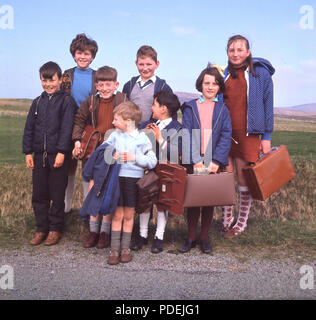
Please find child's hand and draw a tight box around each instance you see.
[193,162,205,173]
[146,123,164,144]
[25,154,34,169]
[120,152,136,162]
[89,179,94,191]
[73,141,82,157]
[53,153,65,168]
[207,162,219,173]
[113,151,120,160]
[260,140,271,154]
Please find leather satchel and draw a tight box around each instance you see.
[136,170,160,214]
[75,125,101,161]
[242,145,295,200]
[156,163,187,215]
[183,172,236,207]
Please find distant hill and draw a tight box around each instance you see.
[280,104,316,113]
[175,92,316,121]
[175,92,199,105]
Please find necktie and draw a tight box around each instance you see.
[139,80,152,89]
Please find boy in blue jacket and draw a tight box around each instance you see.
[122,45,173,126]
[131,90,182,253]
[23,61,77,246]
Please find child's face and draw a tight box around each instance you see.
[41,73,62,95]
[227,40,250,66]
[151,98,167,120]
[135,56,160,81]
[96,80,119,99]
[112,114,128,131]
[74,49,94,69]
[201,75,220,101]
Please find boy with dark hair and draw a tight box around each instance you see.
[122,45,173,126]
[61,33,99,214]
[131,90,182,253]
[72,66,127,249]
[23,61,77,246]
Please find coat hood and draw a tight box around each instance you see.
[252,57,275,76]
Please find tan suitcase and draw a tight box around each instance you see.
[242,145,295,200]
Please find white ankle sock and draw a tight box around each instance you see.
[233,186,253,232]
[139,213,150,238]
[155,211,168,240]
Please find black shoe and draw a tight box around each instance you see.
[178,239,196,253]
[200,239,212,254]
[131,236,148,251]
[151,237,163,254]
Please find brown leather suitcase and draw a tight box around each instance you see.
[156,163,187,215]
[242,145,295,201]
[183,172,236,207]
[136,170,160,214]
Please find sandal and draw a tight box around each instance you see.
[223,227,245,239]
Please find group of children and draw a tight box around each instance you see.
[22,33,274,264]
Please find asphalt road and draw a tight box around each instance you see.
[1,240,315,302]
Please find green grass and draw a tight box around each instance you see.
[0,100,315,259]
[271,131,316,158]
[0,116,26,164]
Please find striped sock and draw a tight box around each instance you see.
[233,186,253,232]
[222,206,234,230]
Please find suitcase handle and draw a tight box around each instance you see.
[259,146,279,159]
[160,177,182,184]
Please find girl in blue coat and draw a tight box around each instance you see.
[221,35,275,239]
[178,66,232,254]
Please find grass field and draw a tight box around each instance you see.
[0,99,315,259]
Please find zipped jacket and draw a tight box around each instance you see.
[223,57,275,140]
[181,100,232,166]
[22,90,77,155]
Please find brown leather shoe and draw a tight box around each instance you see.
[30,232,47,246]
[83,232,99,248]
[108,249,120,265]
[120,248,132,263]
[44,231,61,246]
[96,232,110,249]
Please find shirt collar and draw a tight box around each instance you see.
[137,75,157,86]
[156,118,172,129]
[126,129,139,138]
[199,95,218,103]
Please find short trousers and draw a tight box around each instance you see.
[118,176,139,208]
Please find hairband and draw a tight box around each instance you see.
[207,62,225,78]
